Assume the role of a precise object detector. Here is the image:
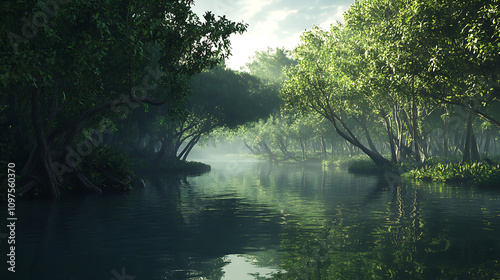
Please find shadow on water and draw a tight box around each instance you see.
[3,171,283,280]
[2,160,500,280]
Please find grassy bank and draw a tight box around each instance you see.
[403,156,500,187]
[322,154,398,173]
[331,154,500,188]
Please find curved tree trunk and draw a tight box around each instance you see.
[243,141,258,155]
[179,134,201,161]
[31,88,60,197]
[328,115,392,166]
[259,140,275,161]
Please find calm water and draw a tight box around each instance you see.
[2,158,500,280]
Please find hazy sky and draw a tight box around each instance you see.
[192,0,355,71]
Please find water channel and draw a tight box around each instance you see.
[3,158,500,279]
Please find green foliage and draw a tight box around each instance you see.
[323,154,399,174]
[347,158,386,174]
[245,47,297,84]
[76,146,134,192]
[0,0,248,197]
[189,66,280,128]
[404,160,500,187]
[136,159,211,175]
[278,0,500,170]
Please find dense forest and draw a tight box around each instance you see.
[2,1,500,280]
[1,0,266,198]
[209,0,500,186]
[1,0,500,201]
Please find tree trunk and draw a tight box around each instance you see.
[73,167,102,193]
[471,133,480,161]
[320,136,327,158]
[31,88,60,197]
[243,141,258,155]
[443,114,449,158]
[276,137,297,161]
[181,134,201,161]
[411,97,424,163]
[299,138,305,161]
[361,119,381,156]
[259,140,275,161]
[463,111,480,163]
[482,130,491,157]
[382,113,397,163]
[330,140,335,157]
[152,136,168,166]
[328,115,392,166]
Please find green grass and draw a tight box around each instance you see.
[329,154,500,188]
[346,158,388,174]
[403,159,500,187]
[323,154,396,174]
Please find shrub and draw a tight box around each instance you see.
[403,161,500,187]
[71,145,135,193]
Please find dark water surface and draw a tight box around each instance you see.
[2,159,500,279]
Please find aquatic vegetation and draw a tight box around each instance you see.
[404,161,500,187]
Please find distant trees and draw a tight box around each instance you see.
[198,1,499,166]
[116,66,280,165]
[246,47,297,85]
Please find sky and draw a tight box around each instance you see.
[191,0,355,71]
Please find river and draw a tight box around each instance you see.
[2,158,500,279]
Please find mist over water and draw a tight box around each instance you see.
[187,142,254,161]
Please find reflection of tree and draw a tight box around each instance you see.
[185,163,500,279]
[271,177,500,280]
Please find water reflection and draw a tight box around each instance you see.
[3,160,500,280]
[221,254,281,280]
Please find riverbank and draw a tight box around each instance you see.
[1,156,211,202]
[403,156,500,187]
[135,159,211,175]
[325,155,500,188]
